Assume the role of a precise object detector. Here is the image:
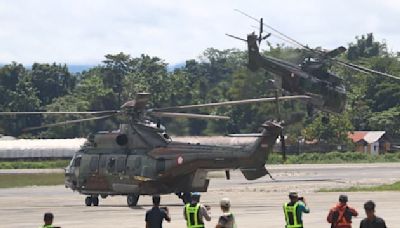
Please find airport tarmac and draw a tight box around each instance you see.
[0,163,399,227]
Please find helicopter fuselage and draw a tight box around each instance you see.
[65,121,281,206]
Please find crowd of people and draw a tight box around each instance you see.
[39,192,387,228]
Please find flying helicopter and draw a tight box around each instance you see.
[228,10,400,115]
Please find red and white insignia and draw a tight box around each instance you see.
[177,156,184,165]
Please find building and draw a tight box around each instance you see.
[348,131,390,155]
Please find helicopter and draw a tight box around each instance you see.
[228,10,400,115]
[2,13,398,207]
[0,93,310,207]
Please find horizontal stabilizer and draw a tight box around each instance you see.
[241,166,268,180]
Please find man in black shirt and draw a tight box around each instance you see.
[359,200,387,228]
[145,195,171,228]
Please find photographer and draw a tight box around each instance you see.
[327,195,358,228]
[145,195,171,228]
[283,192,310,228]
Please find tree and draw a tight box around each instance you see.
[368,107,400,137]
[30,63,75,106]
[302,113,354,145]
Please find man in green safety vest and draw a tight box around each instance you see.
[283,192,310,228]
[39,212,61,228]
[184,192,211,228]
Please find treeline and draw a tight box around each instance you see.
[0,33,399,145]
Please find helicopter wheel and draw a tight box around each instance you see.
[92,196,99,206]
[85,196,92,206]
[127,194,139,207]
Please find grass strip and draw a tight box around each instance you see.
[319,181,400,192]
[0,160,69,169]
[0,173,64,188]
[268,151,400,164]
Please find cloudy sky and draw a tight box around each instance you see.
[0,0,399,65]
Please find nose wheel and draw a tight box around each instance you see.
[85,195,99,206]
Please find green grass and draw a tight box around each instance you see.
[319,181,400,192]
[0,160,69,169]
[268,151,400,164]
[0,173,65,188]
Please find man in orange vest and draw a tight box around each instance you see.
[327,195,358,228]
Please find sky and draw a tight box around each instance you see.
[0,0,399,66]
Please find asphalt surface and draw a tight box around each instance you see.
[0,163,399,227]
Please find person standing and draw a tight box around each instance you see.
[283,192,310,228]
[145,195,171,228]
[327,194,358,228]
[184,192,211,228]
[39,212,60,228]
[216,197,236,228]
[359,200,387,228]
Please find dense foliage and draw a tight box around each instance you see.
[0,34,399,143]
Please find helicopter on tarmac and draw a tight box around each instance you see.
[0,93,310,207]
[1,13,399,207]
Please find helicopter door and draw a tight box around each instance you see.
[88,155,100,175]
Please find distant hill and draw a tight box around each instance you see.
[67,65,95,73]
[1,62,185,73]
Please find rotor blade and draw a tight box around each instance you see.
[153,95,311,111]
[228,133,263,137]
[324,46,347,59]
[335,60,400,80]
[121,92,151,109]
[0,111,118,115]
[235,9,318,53]
[225,33,247,42]
[23,114,115,131]
[150,112,230,120]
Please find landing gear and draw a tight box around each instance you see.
[127,194,140,207]
[85,195,99,206]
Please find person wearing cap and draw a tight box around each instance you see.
[283,191,310,228]
[184,192,211,228]
[359,200,387,228]
[145,195,171,228]
[39,212,60,228]
[327,194,358,228]
[215,197,236,228]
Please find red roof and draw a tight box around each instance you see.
[348,131,368,143]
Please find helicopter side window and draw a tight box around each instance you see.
[156,158,165,173]
[89,156,99,173]
[74,157,82,167]
[116,157,126,173]
[107,157,116,173]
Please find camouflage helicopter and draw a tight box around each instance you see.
[2,14,398,208]
[229,10,400,115]
[0,93,310,207]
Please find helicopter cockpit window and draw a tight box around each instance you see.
[116,157,126,173]
[89,157,99,173]
[74,157,82,167]
[107,157,116,173]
